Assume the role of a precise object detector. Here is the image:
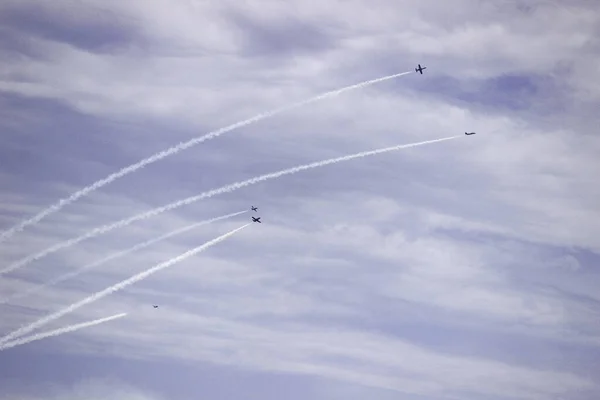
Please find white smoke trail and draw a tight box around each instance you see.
[0,313,127,351]
[0,224,249,346]
[1,136,460,276]
[1,210,247,304]
[0,71,412,243]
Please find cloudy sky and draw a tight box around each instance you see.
[1,0,599,399]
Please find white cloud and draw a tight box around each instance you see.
[46,304,593,400]
[0,379,163,400]
[1,0,599,399]
[2,192,599,398]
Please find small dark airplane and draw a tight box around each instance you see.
[252,216,261,223]
[251,206,258,212]
[153,305,158,308]
[465,132,476,135]
[415,64,427,74]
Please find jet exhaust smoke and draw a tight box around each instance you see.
[0,224,249,346]
[0,313,127,351]
[1,136,459,276]
[1,210,247,304]
[0,71,412,244]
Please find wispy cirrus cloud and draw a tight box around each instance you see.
[1,1,599,400]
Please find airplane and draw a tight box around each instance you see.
[153,305,158,308]
[415,64,427,74]
[465,132,476,135]
[252,216,261,223]
[251,206,258,212]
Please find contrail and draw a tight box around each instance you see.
[1,210,247,304]
[0,224,249,346]
[1,136,460,276]
[0,71,412,243]
[0,313,127,351]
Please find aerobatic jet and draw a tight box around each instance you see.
[252,217,261,223]
[465,132,476,135]
[251,206,258,212]
[415,64,427,74]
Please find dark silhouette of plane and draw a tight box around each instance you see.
[153,305,158,308]
[415,64,427,74]
[465,132,476,135]
[251,206,258,212]
[252,217,261,223]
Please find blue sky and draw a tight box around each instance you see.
[1,0,599,399]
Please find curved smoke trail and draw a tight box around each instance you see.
[1,135,460,276]
[1,210,246,304]
[0,224,249,346]
[0,313,127,351]
[0,71,412,243]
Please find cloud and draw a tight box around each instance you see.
[1,1,599,399]
[49,304,594,400]
[0,379,163,400]
[2,193,599,398]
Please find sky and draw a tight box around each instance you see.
[0,0,599,399]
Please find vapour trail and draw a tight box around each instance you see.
[0,71,412,244]
[0,136,460,276]
[0,313,127,351]
[1,210,247,304]
[0,224,249,346]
